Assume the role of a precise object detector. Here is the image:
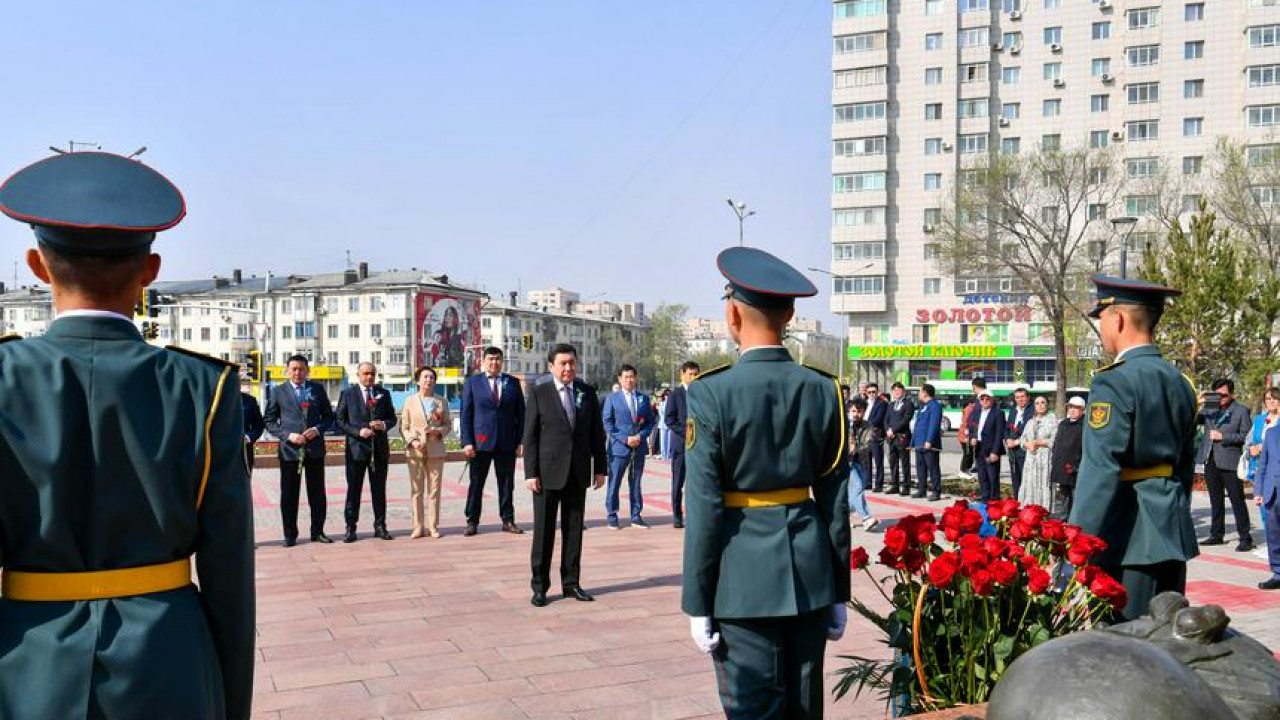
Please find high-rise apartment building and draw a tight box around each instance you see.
[829,0,1278,387]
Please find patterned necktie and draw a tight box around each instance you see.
[561,384,576,429]
[491,376,500,404]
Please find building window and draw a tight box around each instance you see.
[182,328,192,341]
[961,63,988,84]
[281,300,292,314]
[1249,65,1280,87]
[912,325,941,345]
[1091,94,1109,113]
[1126,120,1159,142]
[833,242,885,260]
[834,102,887,123]
[960,325,1010,344]
[833,206,887,226]
[1185,3,1204,20]
[835,0,886,18]
[1002,102,1020,120]
[1126,157,1159,179]
[924,208,943,226]
[1126,82,1159,104]
[1126,45,1160,67]
[925,137,943,155]
[926,0,944,14]
[1003,32,1023,50]
[1249,105,1280,127]
[961,0,989,11]
[1247,144,1280,167]
[1182,156,1203,175]
[1042,99,1062,117]
[1088,203,1108,221]
[1043,62,1062,80]
[347,297,359,312]
[325,298,339,312]
[833,136,887,157]
[1091,58,1110,77]
[924,173,942,190]
[1250,25,1280,48]
[1041,134,1061,151]
[1184,79,1204,98]
[1092,21,1111,40]
[923,278,942,295]
[1002,67,1021,85]
[958,98,989,119]
[348,324,360,338]
[1125,195,1159,216]
[1127,7,1159,30]
[835,66,887,88]
[370,296,383,312]
[1044,27,1062,46]
[910,360,943,385]
[1002,0,1022,10]
[1001,137,1021,154]
[1183,117,1203,136]
[959,134,988,154]
[958,28,990,48]
[327,324,339,339]
[925,103,943,120]
[370,323,382,339]
[834,32,885,54]
[1090,130,1109,148]
[348,351,360,365]
[924,241,941,260]
[925,67,944,86]
[862,325,891,344]
[1182,194,1204,213]
[926,33,943,51]
[833,276,884,295]
[1044,0,1061,7]
[1184,41,1204,59]
[833,172,886,193]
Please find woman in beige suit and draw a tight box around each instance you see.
[402,365,452,538]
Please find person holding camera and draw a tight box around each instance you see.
[1197,379,1254,552]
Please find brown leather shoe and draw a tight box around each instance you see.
[502,521,523,534]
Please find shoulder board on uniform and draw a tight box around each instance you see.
[803,363,837,380]
[1095,358,1126,374]
[0,334,21,345]
[165,344,240,369]
[692,364,731,382]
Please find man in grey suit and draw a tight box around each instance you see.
[263,354,336,546]
[1197,378,1254,552]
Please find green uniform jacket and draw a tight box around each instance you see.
[681,347,850,619]
[0,316,255,720]
[1068,344,1199,567]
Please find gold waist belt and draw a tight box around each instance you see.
[1119,463,1174,482]
[2,558,192,602]
[723,487,811,508]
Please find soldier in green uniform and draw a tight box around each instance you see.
[682,247,850,720]
[0,152,255,719]
[1069,275,1198,621]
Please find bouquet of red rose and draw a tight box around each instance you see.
[835,499,1125,714]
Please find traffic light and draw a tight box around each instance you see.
[140,321,160,340]
[134,289,161,318]
[246,350,262,382]
[522,332,534,351]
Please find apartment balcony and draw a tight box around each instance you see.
[832,189,888,210]
[830,292,887,314]
[832,119,888,142]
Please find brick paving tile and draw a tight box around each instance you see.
[386,699,530,720]
[387,649,505,677]
[362,666,489,697]
[250,681,371,713]
[409,678,540,710]
[512,683,650,715]
[565,695,709,720]
[478,653,600,681]
[271,662,397,692]
[276,694,419,720]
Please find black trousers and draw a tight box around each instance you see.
[713,609,829,720]
[888,437,911,490]
[916,449,941,495]
[1104,560,1186,622]
[280,457,326,540]
[868,435,885,489]
[1051,484,1074,520]
[466,450,517,524]
[1008,449,1026,501]
[671,447,686,521]
[1204,459,1251,542]
[960,443,975,474]
[530,483,587,594]
[344,454,389,528]
[975,454,1001,501]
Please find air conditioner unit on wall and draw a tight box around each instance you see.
[993,42,1004,51]
[1051,43,1063,53]
[1010,45,1021,55]
[1101,73,1114,83]
[1099,0,1111,8]
[1111,130,1124,141]
[1053,79,1066,88]
[942,142,953,151]
[924,224,936,233]
[998,117,1011,127]
[1010,10,1022,20]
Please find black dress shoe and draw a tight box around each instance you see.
[673,518,685,529]
[311,532,334,544]
[344,528,358,543]
[885,486,899,494]
[911,492,927,499]
[1199,537,1227,546]
[563,587,595,602]
[284,537,297,548]
[1236,539,1255,553]
[928,493,943,502]
[899,488,912,497]
[375,526,394,540]
[1259,577,1280,590]
[464,523,478,537]
[531,592,548,607]
[502,521,524,534]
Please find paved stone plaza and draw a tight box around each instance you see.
[247,457,1280,720]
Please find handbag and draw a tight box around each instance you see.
[1237,452,1249,481]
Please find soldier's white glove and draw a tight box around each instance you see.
[827,603,848,641]
[689,616,721,654]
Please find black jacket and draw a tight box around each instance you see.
[885,396,915,445]
[523,379,607,491]
[1050,417,1084,487]
[335,384,398,462]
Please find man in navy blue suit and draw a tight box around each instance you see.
[242,388,264,473]
[912,383,944,500]
[602,364,655,529]
[664,361,700,528]
[971,389,1007,502]
[864,382,888,491]
[263,354,336,546]
[460,346,526,535]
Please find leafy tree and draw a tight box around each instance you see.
[633,303,689,389]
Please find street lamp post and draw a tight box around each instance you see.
[1110,216,1138,279]
[725,197,756,247]
[808,263,874,383]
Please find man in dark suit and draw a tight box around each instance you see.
[1005,387,1032,500]
[912,384,944,500]
[884,381,914,495]
[971,389,1007,502]
[242,388,265,473]
[1197,378,1255,552]
[864,382,887,491]
[664,360,700,528]
[460,346,526,535]
[602,363,656,529]
[523,343,607,607]
[335,362,398,542]
[263,354,336,546]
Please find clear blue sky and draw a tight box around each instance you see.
[0,0,836,327]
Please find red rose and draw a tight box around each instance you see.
[883,526,910,556]
[943,525,963,542]
[958,534,983,550]
[990,558,1019,585]
[987,500,1010,521]
[1018,553,1039,570]
[928,552,961,587]
[1067,534,1108,566]
[1074,564,1100,586]
[1009,520,1036,542]
[903,548,927,574]
[878,547,905,570]
[1040,519,1067,544]
[1089,572,1129,610]
[850,547,870,570]
[961,509,985,533]
[1027,567,1052,594]
[1064,524,1083,543]
[969,569,995,596]
[477,434,489,444]
[1064,463,1074,474]
[982,537,1008,558]
[907,514,937,545]
[1018,504,1049,528]
[960,547,989,576]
